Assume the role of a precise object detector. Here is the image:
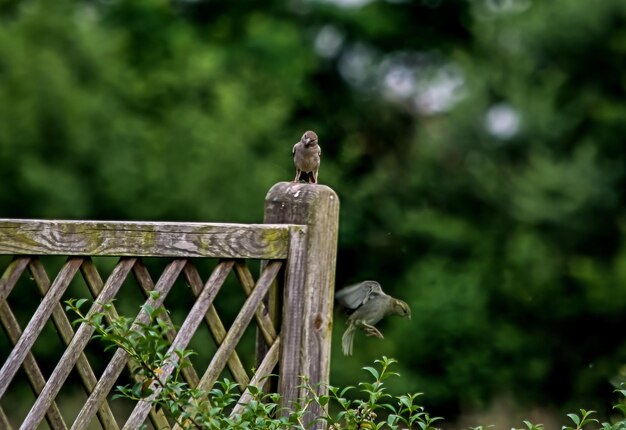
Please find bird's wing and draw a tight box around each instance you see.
[335,281,385,310]
[292,142,298,156]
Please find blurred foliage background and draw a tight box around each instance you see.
[1,0,626,426]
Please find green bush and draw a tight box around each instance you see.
[67,298,626,430]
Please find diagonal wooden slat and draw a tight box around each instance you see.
[123,260,236,430]
[133,260,201,388]
[27,259,119,430]
[21,258,136,430]
[197,260,282,393]
[0,406,12,430]
[254,260,282,371]
[70,258,189,430]
[0,257,83,399]
[0,256,30,303]
[234,261,278,345]
[170,262,275,430]
[167,261,284,430]
[183,262,250,388]
[132,259,198,430]
[229,336,281,418]
[0,298,67,429]
[82,259,170,430]
[79,259,109,300]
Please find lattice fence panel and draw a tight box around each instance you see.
[0,255,282,429]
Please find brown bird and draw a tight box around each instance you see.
[335,280,411,356]
[293,130,321,183]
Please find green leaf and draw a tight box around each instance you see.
[340,386,355,396]
[388,414,400,425]
[614,404,626,416]
[568,414,581,426]
[523,420,543,430]
[75,298,89,309]
[362,366,379,380]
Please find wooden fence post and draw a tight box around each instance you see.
[264,181,339,426]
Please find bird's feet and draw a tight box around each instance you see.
[361,323,384,339]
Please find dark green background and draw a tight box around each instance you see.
[1,0,626,426]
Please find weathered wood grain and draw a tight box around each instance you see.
[69,258,188,430]
[0,219,294,259]
[0,256,30,303]
[183,263,250,388]
[21,258,136,430]
[80,254,165,426]
[28,259,119,430]
[123,260,236,430]
[254,261,282,375]
[234,261,278,345]
[171,262,249,430]
[0,299,67,430]
[196,261,282,393]
[276,224,307,410]
[110,260,171,430]
[81,256,171,428]
[133,260,201,389]
[0,257,83,400]
[229,336,281,418]
[264,182,340,427]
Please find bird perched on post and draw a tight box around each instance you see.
[335,280,411,356]
[293,130,321,183]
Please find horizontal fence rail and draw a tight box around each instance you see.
[0,182,340,430]
[0,219,293,259]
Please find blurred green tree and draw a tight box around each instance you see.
[328,0,626,421]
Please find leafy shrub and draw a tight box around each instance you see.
[66,298,626,429]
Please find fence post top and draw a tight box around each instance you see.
[265,182,339,203]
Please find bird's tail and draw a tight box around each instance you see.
[342,324,356,356]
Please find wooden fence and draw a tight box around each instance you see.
[0,182,339,430]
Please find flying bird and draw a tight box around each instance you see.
[335,280,411,356]
[293,130,321,183]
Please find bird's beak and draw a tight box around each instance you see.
[407,314,412,320]
[303,137,311,145]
